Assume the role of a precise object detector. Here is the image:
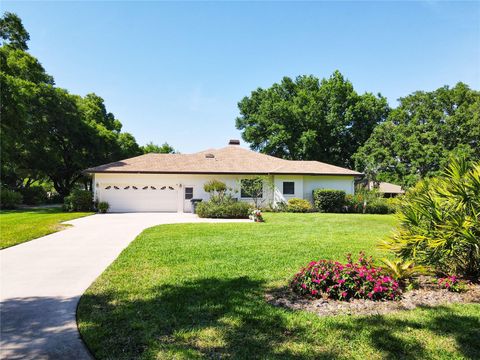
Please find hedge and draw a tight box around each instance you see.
[286,198,313,213]
[313,189,346,212]
[196,201,251,219]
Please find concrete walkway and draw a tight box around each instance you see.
[0,213,249,359]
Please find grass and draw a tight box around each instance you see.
[0,207,93,249]
[77,213,480,359]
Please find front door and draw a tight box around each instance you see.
[183,186,194,212]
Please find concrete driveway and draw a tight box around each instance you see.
[0,213,249,359]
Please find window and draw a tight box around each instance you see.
[283,182,295,195]
[185,187,193,200]
[241,179,263,198]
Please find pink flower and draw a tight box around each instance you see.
[341,291,347,298]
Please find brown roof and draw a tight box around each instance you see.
[85,145,362,176]
[369,181,405,194]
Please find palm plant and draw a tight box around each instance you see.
[380,158,480,277]
[380,258,430,286]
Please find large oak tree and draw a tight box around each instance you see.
[0,12,146,196]
[353,83,480,187]
[236,71,389,168]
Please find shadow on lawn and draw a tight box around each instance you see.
[78,277,480,360]
[79,277,339,359]
[329,305,480,360]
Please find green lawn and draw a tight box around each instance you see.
[0,207,93,249]
[77,213,480,360]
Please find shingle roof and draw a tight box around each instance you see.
[85,145,362,176]
[369,181,405,194]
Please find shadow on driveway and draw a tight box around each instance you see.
[1,296,91,359]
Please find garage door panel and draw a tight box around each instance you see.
[98,185,178,212]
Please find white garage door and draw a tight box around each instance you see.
[98,185,178,212]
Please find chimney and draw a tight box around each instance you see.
[228,139,240,145]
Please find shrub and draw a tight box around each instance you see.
[365,199,390,214]
[345,191,397,214]
[313,189,346,212]
[385,196,402,213]
[286,198,313,213]
[437,276,468,293]
[380,258,429,287]
[196,201,251,219]
[97,201,109,213]
[0,188,23,209]
[380,158,480,277]
[19,185,48,205]
[344,194,364,213]
[63,190,93,212]
[291,252,401,301]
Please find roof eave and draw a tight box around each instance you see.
[85,170,362,176]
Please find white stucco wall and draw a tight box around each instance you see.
[93,173,355,212]
[303,175,355,202]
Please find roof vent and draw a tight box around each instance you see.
[228,139,240,145]
[205,153,215,159]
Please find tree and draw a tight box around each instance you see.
[236,71,389,168]
[36,87,94,197]
[353,83,480,187]
[117,133,142,158]
[0,15,145,197]
[239,176,274,208]
[0,12,30,50]
[142,142,176,154]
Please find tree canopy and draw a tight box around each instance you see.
[353,83,480,187]
[236,71,390,168]
[0,12,30,50]
[142,142,176,154]
[0,12,174,197]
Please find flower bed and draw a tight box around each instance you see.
[268,276,480,317]
[291,253,401,301]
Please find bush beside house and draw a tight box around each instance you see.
[97,201,110,213]
[286,198,313,213]
[313,189,346,212]
[196,180,251,219]
[196,201,251,219]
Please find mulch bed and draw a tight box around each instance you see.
[266,277,480,317]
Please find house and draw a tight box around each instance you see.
[85,140,362,212]
[368,181,405,197]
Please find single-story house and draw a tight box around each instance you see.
[368,181,405,197]
[85,140,362,213]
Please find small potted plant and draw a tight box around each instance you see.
[98,201,110,214]
[249,209,264,222]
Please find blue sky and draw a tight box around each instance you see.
[4,1,479,153]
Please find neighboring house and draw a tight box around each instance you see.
[367,181,405,197]
[85,140,362,212]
